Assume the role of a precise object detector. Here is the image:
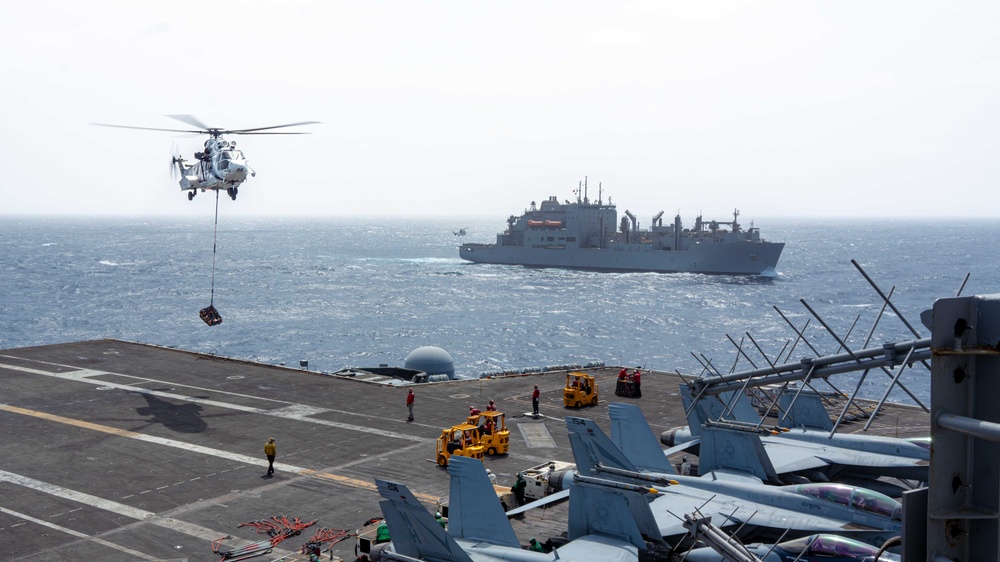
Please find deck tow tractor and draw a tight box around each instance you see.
[435,423,485,467]
[563,371,598,408]
[466,410,510,455]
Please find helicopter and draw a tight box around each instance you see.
[93,115,317,201]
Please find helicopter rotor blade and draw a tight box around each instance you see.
[227,121,320,134]
[228,131,313,135]
[92,123,202,134]
[166,114,212,130]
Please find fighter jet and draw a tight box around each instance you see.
[563,415,903,548]
[657,387,929,485]
[371,455,655,562]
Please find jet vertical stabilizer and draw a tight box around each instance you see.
[609,403,677,474]
[375,481,474,562]
[567,416,640,472]
[699,426,780,484]
[680,384,763,436]
[446,456,520,548]
[779,391,834,430]
[567,480,659,548]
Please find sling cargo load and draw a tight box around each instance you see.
[460,182,784,275]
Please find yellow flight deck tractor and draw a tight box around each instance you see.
[563,371,598,408]
[466,411,510,455]
[435,424,485,467]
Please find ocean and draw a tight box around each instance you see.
[2,215,997,405]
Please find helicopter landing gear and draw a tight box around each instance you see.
[188,191,195,201]
[227,187,238,201]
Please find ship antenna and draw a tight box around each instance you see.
[598,182,602,205]
[584,176,589,205]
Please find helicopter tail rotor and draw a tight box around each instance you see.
[169,143,183,179]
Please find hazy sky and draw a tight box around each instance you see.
[2,1,998,220]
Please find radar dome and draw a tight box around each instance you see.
[405,346,455,379]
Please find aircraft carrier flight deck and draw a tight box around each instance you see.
[0,339,929,562]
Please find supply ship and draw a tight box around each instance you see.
[459,183,784,275]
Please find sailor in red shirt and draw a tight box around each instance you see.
[406,388,415,421]
[531,385,540,416]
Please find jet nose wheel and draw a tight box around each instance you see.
[187,191,195,201]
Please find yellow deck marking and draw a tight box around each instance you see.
[0,404,440,503]
[0,360,432,443]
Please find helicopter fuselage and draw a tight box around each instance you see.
[174,137,254,200]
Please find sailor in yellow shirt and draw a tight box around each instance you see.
[264,438,276,476]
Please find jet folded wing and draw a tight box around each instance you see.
[761,440,926,474]
[646,486,887,539]
[758,441,830,473]
[554,534,638,562]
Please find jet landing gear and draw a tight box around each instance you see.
[226,187,238,200]
[188,191,196,201]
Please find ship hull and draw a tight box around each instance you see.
[460,241,784,275]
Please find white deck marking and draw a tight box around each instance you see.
[0,404,441,504]
[0,505,155,560]
[0,470,298,559]
[0,404,287,471]
[517,423,558,448]
[0,361,431,443]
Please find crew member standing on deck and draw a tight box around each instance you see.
[264,438,276,476]
[531,385,540,416]
[511,472,526,505]
[632,368,642,398]
[406,388,415,422]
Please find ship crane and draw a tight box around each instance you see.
[622,210,638,242]
[624,210,637,231]
[652,211,664,227]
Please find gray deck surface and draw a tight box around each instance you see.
[0,339,929,562]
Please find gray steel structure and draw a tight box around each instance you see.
[459,189,783,275]
[915,294,1000,561]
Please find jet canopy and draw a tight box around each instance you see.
[779,534,884,557]
[790,483,902,521]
